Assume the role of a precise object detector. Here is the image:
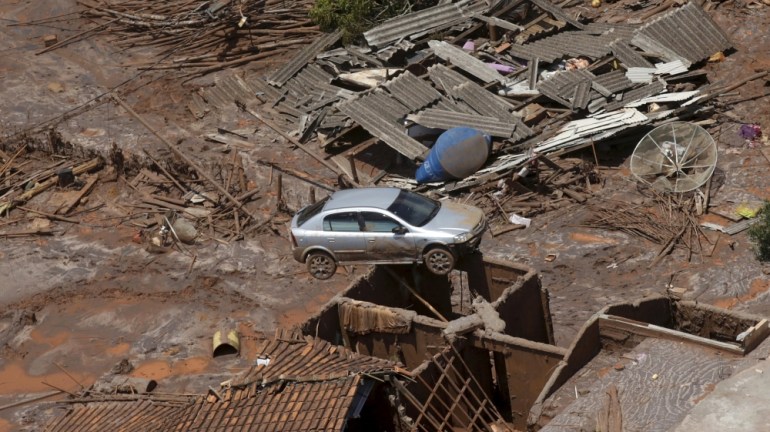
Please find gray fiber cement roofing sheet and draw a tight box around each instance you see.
[337,94,427,160]
[267,30,341,87]
[537,68,597,108]
[384,71,442,112]
[450,84,534,141]
[429,40,506,84]
[632,1,731,64]
[610,40,655,68]
[407,109,516,138]
[592,69,635,96]
[604,79,666,111]
[428,64,472,91]
[363,3,466,48]
[530,0,584,29]
[507,31,618,62]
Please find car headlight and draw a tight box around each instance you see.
[454,232,470,243]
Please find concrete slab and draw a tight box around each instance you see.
[673,357,770,432]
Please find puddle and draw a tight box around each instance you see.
[0,362,94,395]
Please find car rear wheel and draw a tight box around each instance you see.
[424,247,455,275]
[306,251,336,280]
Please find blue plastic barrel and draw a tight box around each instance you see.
[415,127,491,183]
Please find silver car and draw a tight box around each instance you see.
[290,187,486,279]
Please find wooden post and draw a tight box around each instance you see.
[274,173,283,210]
[308,187,316,204]
[347,154,359,183]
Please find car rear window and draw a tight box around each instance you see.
[296,197,328,226]
[387,190,440,227]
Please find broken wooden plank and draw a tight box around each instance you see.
[57,175,98,215]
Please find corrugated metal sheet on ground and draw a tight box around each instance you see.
[450,84,533,141]
[384,71,442,112]
[267,30,341,87]
[428,64,472,91]
[249,76,283,102]
[429,40,506,84]
[407,109,517,137]
[476,109,650,176]
[363,3,466,47]
[582,22,639,38]
[610,39,654,68]
[203,73,255,109]
[624,90,700,107]
[515,17,566,44]
[655,60,689,75]
[631,1,731,64]
[605,79,666,111]
[337,95,427,160]
[531,0,584,29]
[537,68,597,108]
[508,31,617,62]
[592,69,635,96]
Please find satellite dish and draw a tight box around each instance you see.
[630,122,717,193]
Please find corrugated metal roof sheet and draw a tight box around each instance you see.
[632,1,731,64]
[572,80,593,110]
[508,31,617,62]
[363,3,466,48]
[450,84,534,141]
[427,64,471,91]
[267,30,341,87]
[429,40,506,84]
[610,39,654,68]
[530,0,584,29]
[407,109,516,137]
[451,82,515,118]
[605,79,666,111]
[337,94,428,160]
[384,71,442,112]
[592,69,634,96]
[625,90,699,107]
[537,68,597,108]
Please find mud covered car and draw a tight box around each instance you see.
[290,187,486,279]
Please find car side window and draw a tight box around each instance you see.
[323,212,361,232]
[361,212,403,233]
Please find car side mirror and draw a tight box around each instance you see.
[392,226,408,235]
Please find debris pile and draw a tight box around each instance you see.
[79,0,322,74]
[582,192,716,266]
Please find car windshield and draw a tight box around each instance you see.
[296,197,328,226]
[386,190,440,227]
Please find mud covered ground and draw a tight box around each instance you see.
[1,0,770,430]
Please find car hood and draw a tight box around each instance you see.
[421,201,484,234]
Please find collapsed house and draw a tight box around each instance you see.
[299,256,769,431]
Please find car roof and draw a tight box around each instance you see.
[324,187,401,211]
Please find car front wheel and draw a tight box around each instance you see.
[306,251,337,280]
[424,247,455,275]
